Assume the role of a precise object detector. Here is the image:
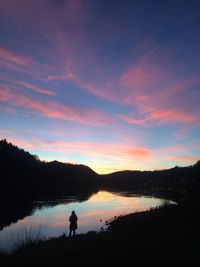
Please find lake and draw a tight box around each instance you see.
[0,190,174,254]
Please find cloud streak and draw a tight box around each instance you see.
[0,47,31,66]
[0,88,110,126]
[16,81,56,96]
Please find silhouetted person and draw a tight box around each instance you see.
[69,210,78,237]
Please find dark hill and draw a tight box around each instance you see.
[102,161,200,201]
[0,139,99,200]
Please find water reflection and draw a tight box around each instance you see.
[0,191,174,253]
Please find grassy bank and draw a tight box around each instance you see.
[1,200,199,267]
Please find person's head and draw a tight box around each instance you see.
[72,210,75,215]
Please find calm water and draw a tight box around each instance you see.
[0,191,174,253]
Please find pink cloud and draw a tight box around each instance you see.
[0,50,35,77]
[11,137,152,162]
[75,79,118,102]
[149,109,199,124]
[0,47,31,66]
[0,46,55,79]
[0,88,110,126]
[121,107,200,127]
[0,73,56,97]
[121,58,161,91]
[16,81,56,96]
[119,52,200,126]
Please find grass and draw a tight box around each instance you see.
[5,226,42,255]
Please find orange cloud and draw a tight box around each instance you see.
[170,156,200,162]
[124,147,151,158]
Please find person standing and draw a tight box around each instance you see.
[69,210,78,237]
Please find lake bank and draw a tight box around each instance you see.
[0,191,173,254]
[1,199,199,267]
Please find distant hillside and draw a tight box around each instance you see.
[102,161,200,200]
[0,139,99,200]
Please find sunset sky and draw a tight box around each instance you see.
[0,0,200,173]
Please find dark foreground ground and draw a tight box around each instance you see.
[0,200,199,267]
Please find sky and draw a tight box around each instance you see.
[0,0,200,174]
